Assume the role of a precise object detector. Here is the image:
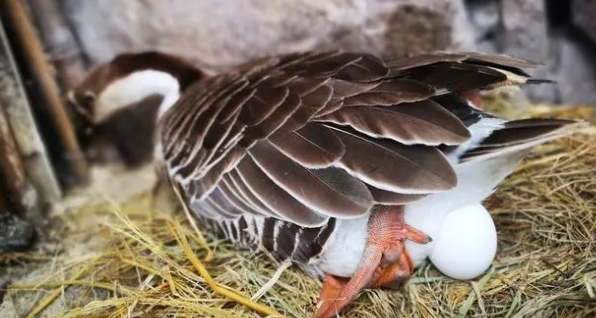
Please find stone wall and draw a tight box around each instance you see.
[60,0,596,104]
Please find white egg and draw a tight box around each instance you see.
[429,203,497,280]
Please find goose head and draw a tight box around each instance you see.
[67,51,208,166]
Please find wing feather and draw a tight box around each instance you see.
[157,49,557,226]
[367,185,429,205]
[225,170,278,218]
[249,140,373,218]
[235,156,328,227]
[269,123,345,168]
[320,100,470,145]
[330,127,457,193]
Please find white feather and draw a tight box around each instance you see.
[446,117,505,162]
[316,215,368,277]
[403,151,525,265]
[95,70,180,123]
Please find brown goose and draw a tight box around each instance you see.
[69,50,583,318]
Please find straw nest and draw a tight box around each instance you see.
[2,94,596,318]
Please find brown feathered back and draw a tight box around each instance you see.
[157,50,540,227]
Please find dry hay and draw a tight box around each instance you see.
[2,96,596,318]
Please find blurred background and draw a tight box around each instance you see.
[60,0,595,105]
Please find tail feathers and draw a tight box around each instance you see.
[386,52,548,95]
[526,78,556,85]
[460,118,588,162]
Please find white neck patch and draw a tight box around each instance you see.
[95,69,180,123]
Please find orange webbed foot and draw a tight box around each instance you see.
[314,206,431,318]
[316,275,350,315]
[372,249,413,289]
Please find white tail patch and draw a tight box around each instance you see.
[95,70,180,123]
[486,66,530,87]
[446,117,505,163]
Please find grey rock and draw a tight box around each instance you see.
[466,0,500,42]
[0,213,35,253]
[573,0,596,43]
[61,0,474,71]
[467,0,555,101]
[466,0,501,54]
[501,0,550,61]
[57,0,596,105]
[382,0,475,57]
[555,35,596,104]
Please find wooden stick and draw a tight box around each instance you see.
[0,98,34,215]
[0,14,62,203]
[2,0,88,186]
[0,184,6,214]
[26,0,88,89]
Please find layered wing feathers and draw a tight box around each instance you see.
[158,50,547,226]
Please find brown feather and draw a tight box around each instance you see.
[258,73,299,88]
[203,192,242,218]
[285,77,329,96]
[235,157,328,227]
[399,62,507,93]
[279,85,333,132]
[327,79,378,98]
[474,119,573,147]
[216,87,256,124]
[464,51,541,70]
[156,49,552,226]
[386,53,468,73]
[320,100,470,145]
[333,53,388,82]
[224,171,277,218]
[269,123,345,168]
[277,51,339,70]
[177,108,244,179]
[331,127,457,193]
[460,119,575,161]
[285,52,361,78]
[367,185,429,205]
[239,86,289,126]
[245,93,301,139]
[218,177,259,216]
[163,75,247,160]
[249,140,373,218]
[341,79,435,107]
[186,147,245,200]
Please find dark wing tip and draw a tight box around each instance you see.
[526,78,556,85]
[462,51,544,69]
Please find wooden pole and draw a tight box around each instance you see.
[1,0,88,186]
[0,97,35,216]
[0,14,62,203]
[26,0,88,89]
[0,185,6,214]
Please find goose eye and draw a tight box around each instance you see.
[83,91,96,102]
